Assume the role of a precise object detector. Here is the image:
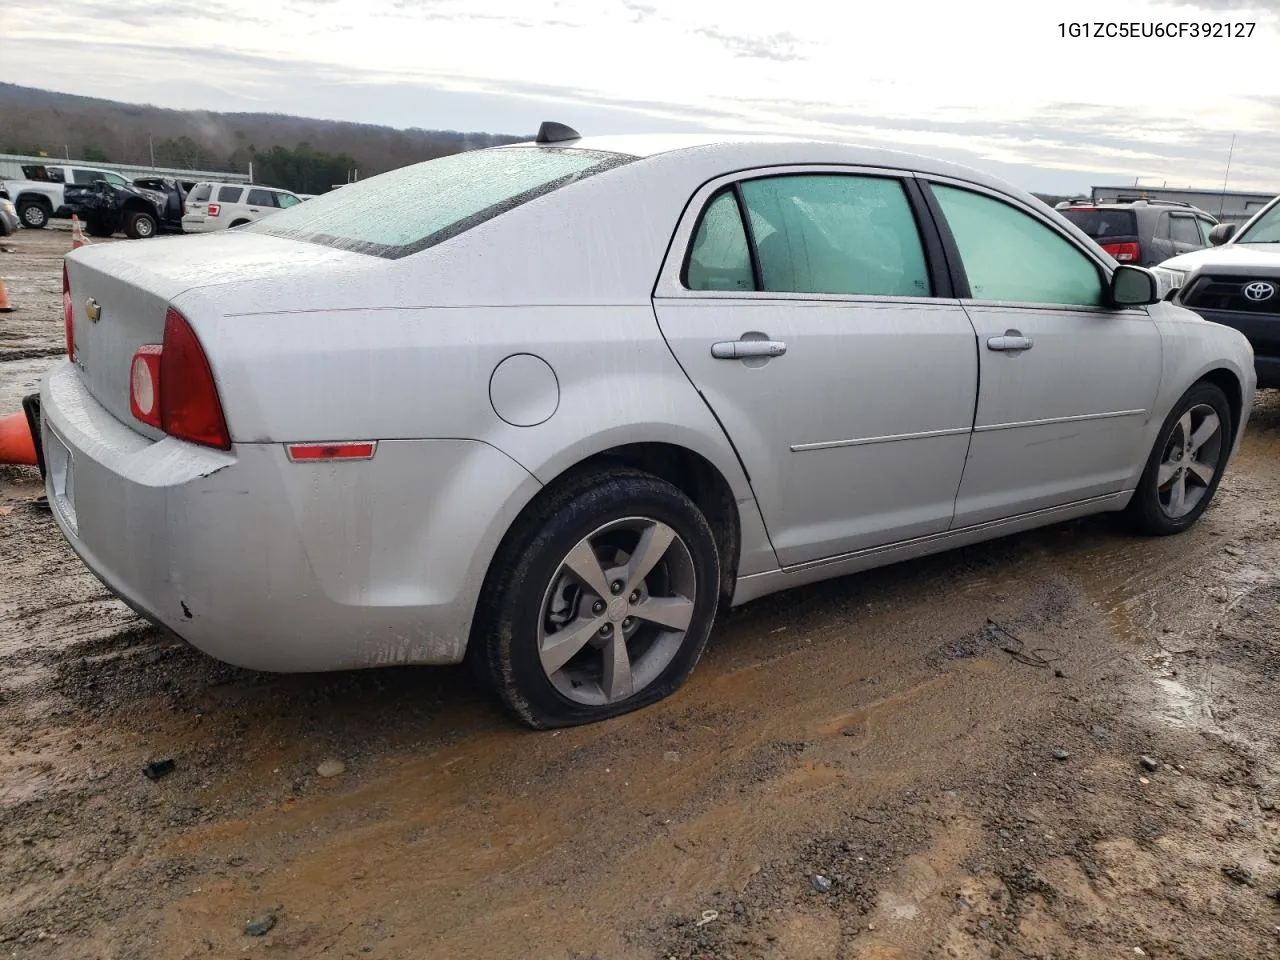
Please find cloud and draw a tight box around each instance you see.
[694,27,805,61]
[620,0,658,21]
[3,0,1280,194]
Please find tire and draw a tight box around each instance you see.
[124,212,157,239]
[85,217,115,238]
[471,468,721,729]
[1125,380,1233,536]
[18,200,49,229]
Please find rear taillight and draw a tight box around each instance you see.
[62,262,75,360]
[207,203,221,217]
[1102,241,1141,263]
[127,308,231,450]
[129,345,162,428]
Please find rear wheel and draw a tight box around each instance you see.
[18,200,48,229]
[1125,380,1233,535]
[124,212,157,239]
[471,469,721,729]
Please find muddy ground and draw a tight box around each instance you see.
[2,224,1280,960]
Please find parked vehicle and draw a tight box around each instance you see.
[62,176,190,239]
[0,197,18,237]
[182,182,303,233]
[1153,193,1280,388]
[1057,197,1218,267]
[0,164,132,229]
[40,126,1255,729]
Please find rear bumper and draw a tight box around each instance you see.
[1182,306,1280,387]
[39,362,543,672]
[180,216,219,233]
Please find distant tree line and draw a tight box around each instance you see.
[0,82,527,194]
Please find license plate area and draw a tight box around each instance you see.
[45,428,77,534]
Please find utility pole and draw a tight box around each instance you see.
[149,135,156,170]
[1218,134,1236,218]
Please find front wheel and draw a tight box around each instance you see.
[18,201,48,229]
[472,470,721,729]
[1126,380,1233,536]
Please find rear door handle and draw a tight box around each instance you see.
[987,332,1034,352]
[711,340,787,359]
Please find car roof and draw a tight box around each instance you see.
[503,132,1018,196]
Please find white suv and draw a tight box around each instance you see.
[182,182,302,233]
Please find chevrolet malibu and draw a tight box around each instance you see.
[41,124,1256,728]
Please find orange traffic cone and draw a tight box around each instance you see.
[71,214,87,250]
[0,412,37,466]
[0,277,12,313]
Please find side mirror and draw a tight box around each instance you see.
[1109,264,1159,307]
[1208,222,1237,246]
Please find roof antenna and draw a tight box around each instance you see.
[535,121,582,144]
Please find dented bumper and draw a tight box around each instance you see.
[39,361,542,672]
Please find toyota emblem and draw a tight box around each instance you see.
[1243,280,1276,302]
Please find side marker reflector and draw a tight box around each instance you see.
[286,441,377,462]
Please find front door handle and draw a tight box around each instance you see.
[987,331,1034,352]
[711,339,788,359]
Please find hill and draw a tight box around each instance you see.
[0,83,527,193]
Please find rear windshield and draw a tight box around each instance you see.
[190,184,211,202]
[1061,209,1137,240]
[243,145,637,258]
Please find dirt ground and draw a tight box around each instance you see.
[2,224,1280,960]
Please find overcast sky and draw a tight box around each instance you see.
[3,0,1280,193]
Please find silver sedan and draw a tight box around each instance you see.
[40,125,1255,728]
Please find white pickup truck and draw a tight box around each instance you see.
[0,163,132,229]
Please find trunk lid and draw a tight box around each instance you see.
[65,232,371,434]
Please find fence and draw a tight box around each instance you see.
[0,152,251,185]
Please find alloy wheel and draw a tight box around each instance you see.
[1157,403,1223,519]
[538,517,698,706]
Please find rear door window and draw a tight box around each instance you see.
[217,186,244,203]
[738,174,932,297]
[685,191,755,292]
[1170,215,1202,246]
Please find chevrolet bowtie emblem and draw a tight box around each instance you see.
[86,298,101,322]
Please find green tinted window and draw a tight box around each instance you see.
[934,185,1104,306]
[685,191,754,292]
[739,175,930,297]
